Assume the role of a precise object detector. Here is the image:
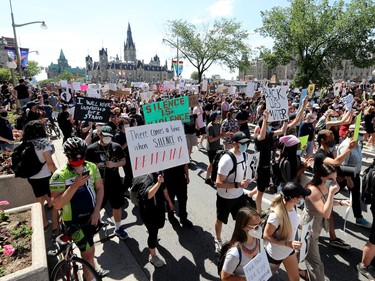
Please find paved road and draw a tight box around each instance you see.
[46,134,375,281]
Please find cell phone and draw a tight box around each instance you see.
[82,170,90,177]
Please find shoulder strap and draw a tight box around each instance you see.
[226,151,237,182]
[235,244,242,271]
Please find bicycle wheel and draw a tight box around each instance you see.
[50,257,101,281]
[52,124,61,138]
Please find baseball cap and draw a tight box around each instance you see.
[101,125,114,137]
[240,101,247,108]
[26,101,37,109]
[209,111,218,122]
[231,132,251,144]
[313,104,320,109]
[279,135,300,147]
[281,182,311,199]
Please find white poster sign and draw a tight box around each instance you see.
[109,83,117,91]
[72,82,81,91]
[87,88,100,98]
[125,121,189,177]
[60,80,68,88]
[217,84,226,93]
[334,83,341,96]
[264,86,289,122]
[342,93,353,110]
[140,91,154,103]
[60,91,71,103]
[229,86,237,95]
[244,251,272,281]
[202,79,208,92]
[163,81,175,91]
[246,82,257,98]
[179,79,185,90]
[245,152,260,181]
[133,82,142,88]
[299,219,314,263]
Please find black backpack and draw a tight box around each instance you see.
[11,141,45,178]
[210,150,237,183]
[361,160,375,205]
[217,242,241,276]
[130,174,154,207]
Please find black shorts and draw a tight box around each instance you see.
[102,177,125,209]
[196,127,206,137]
[28,176,51,198]
[208,150,218,164]
[69,223,95,253]
[369,204,375,244]
[216,194,248,224]
[257,166,271,192]
[266,249,295,265]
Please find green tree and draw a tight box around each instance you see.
[257,0,375,87]
[58,70,74,81]
[0,68,12,83]
[165,18,250,82]
[24,60,42,77]
[190,71,199,81]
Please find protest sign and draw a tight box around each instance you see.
[140,91,154,103]
[264,86,289,122]
[202,80,208,92]
[108,89,116,96]
[114,88,131,97]
[353,112,362,141]
[87,88,100,98]
[244,251,272,281]
[74,96,111,122]
[80,84,88,91]
[334,83,341,96]
[125,120,189,177]
[60,91,71,103]
[308,84,316,98]
[229,86,236,95]
[163,81,175,91]
[342,94,353,110]
[60,80,68,88]
[299,219,314,263]
[299,89,308,108]
[245,152,260,181]
[299,135,309,150]
[72,82,81,91]
[142,96,190,124]
[245,82,257,98]
[188,95,199,108]
[108,83,117,91]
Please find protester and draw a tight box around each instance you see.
[221,108,239,150]
[13,79,31,107]
[0,106,14,151]
[193,103,206,149]
[364,105,375,151]
[57,104,74,143]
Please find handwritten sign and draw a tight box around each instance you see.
[245,152,260,180]
[125,121,189,177]
[353,112,362,141]
[245,82,257,98]
[342,94,353,110]
[264,86,289,122]
[308,84,315,98]
[87,88,100,98]
[202,80,208,92]
[72,82,81,91]
[244,251,272,281]
[74,96,111,122]
[142,96,190,124]
[299,219,314,263]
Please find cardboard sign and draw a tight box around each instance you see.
[353,112,362,141]
[125,121,189,177]
[245,82,257,98]
[188,95,199,108]
[299,219,314,263]
[264,86,289,122]
[308,84,315,98]
[142,96,190,124]
[245,152,260,180]
[244,251,272,281]
[115,88,131,97]
[74,96,111,122]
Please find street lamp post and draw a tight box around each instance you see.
[9,0,47,77]
[162,38,180,86]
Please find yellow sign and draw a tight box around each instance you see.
[308,84,315,98]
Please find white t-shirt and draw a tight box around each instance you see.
[217,152,246,199]
[29,143,53,179]
[264,210,299,261]
[193,106,205,129]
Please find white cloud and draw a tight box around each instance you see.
[207,0,235,18]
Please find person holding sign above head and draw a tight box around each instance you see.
[85,125,129,240]
[221,207,262,280]
[263,182,311,281]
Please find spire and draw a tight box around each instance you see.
[59,49,66,60]
[125,23,135,49]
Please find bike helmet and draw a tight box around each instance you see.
[63,137,87,160]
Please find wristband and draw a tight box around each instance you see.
[234,182,239,188]
[339,200,343,206]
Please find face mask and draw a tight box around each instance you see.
[102,136,112,145]
[325,179,333,188]
[296,150,302,156]
[325,140,335,148]
[331,117,338,121]
[69,159,85,167]
[267,127,272,133]
[124,123,130,128]
[239,143,247,153]
[0,111,8,117]
[248,226,263,240]
[358,135,364,142]
[297,198,305,208]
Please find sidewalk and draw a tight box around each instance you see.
[46,136,149,281]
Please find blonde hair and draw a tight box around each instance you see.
[269,194,293,241]
[364,105,374,115]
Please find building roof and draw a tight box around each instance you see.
[59,49,66,60]
[124,23,135,50]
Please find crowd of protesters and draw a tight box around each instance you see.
[1,77,375,280]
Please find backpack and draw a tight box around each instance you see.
[361,160,375,205]
[210,150,237,183]
[130,174,154,207]
[217,243,241,276]
[15,112,27,130]
[11,141,45,178]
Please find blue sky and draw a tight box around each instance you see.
[0,0,290,80]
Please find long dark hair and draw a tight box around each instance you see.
[309,164,336,186]
[230,207,260,245]
[22,120,47,141]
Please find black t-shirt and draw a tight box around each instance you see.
[85,141,125,181]
[26,110,39,123]
[163,164,186,185]
[14,84,29,99]
[254,132,274,167]
[299,122,314,141]
[184,114,197,134]
[57,111,71,130]
[0,118,14,144]
[313,148,333,172]
[236,109,250,131]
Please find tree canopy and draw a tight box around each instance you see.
[165,18,250,82]
[257,0,375,87]
[24,60,42,78]
[0,69,12,83]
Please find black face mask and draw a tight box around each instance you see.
[325,140,335,148]
[0,111,8,117]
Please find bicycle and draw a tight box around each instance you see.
[42,118,61,138]
[49,222,109,281]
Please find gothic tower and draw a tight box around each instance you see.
[57,49,69,69]
[99,48,108,82]
[85,55,93,72]
[124,23,136,62]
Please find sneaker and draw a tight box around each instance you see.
[115,228,129,240]
[96,268,110,277]
[180,218,193,227]
[329,238,350,249]
[168,214,180,226]
[357,263,375,279]
[149,255,165,267]
[356,218,372,228]
[215,238,222,255]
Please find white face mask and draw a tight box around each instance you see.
[102,136,112,145]
[247,226,263,240]
[297,198,305,208]
[325,179,333,188]
[296,150,302,156]
[358,135,364,142]
[239,143,247,153]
